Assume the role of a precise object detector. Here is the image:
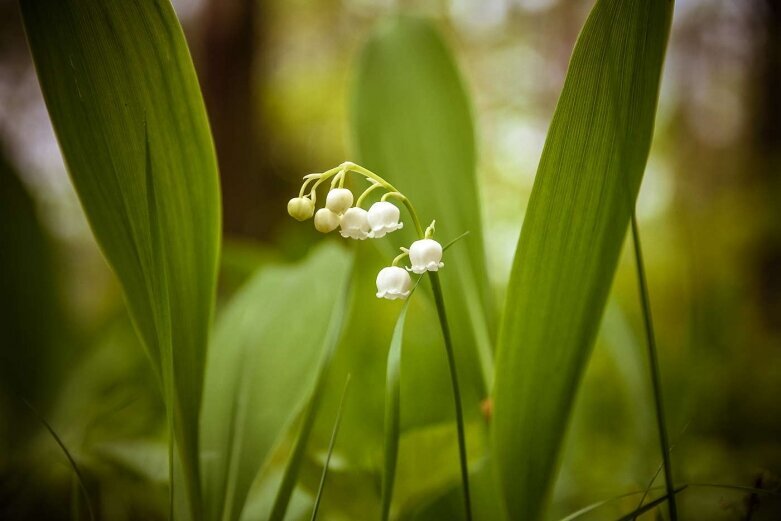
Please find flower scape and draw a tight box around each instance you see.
[287,161,445,300]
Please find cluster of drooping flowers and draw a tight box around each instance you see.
[287,161,444,300]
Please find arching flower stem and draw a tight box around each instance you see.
[340,162,425,238]
[290,160,472,520]
[356,181,383,208]
[299,176,317,198]
[380,191,403,202]
[391,250,409,267]
[330,171,344,190]
[341,162,472,521]
[307,165,343,201]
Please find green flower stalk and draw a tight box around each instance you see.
[287,161,472,520]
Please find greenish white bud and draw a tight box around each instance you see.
[287,197,314,221]
[325,188,354,214]
[314,208,340,233]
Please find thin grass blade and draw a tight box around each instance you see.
[310,374,352,521]
[23,399,95,521]
[630,212,678,519]
[615,486,687,521]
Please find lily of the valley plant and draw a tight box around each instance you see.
[287,161,473,520]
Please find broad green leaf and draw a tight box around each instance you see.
[268,264,351,521]
[381,300,410,521]
[351,16,495,410]
[492,1,673,519]
[200,243,352,521]
[20,0,221,516]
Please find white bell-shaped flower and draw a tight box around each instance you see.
[326,188,354,214]
[339,207,371,240]
[287,197,314,221]
[367,201,403,238]
[314,208,340,233]
[408,239,444,274]
[376,266,412,300]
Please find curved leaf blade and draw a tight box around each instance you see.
[492,0,674,519]
[351,16,495,406]
[20,0,221,517]
[268,262,352,521]
[200,243,352,521]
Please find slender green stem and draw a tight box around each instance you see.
[311,374,351,521]
[23,399,95,521]
[442,230,470,252]
[391,250,409,267]
[342,162,424,237]
[308,166,344,203]
[355,181,382,207]
[630,212,678,521]
[381,191,403,202]
[299,176,316,198]
[330,171,343,189]
[336,161,470,518]
[429,272,472,521]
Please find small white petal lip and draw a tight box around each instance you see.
[339,207,371,240]
[367,201,403,238]
[325,188,354,214]
[287,197,314,221]
[408,239,444,274]
[314,208,340,233]
[376,266,412,300]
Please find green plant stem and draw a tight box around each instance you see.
[630,212,678,521]
[23,399,95,521]
[311,374,351,521]
[344,162,424,237]
[429,272,472,521]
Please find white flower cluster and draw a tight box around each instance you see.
[287,162,445,301]
[289,187,403,240]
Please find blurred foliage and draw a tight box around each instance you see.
[1,0,781,520]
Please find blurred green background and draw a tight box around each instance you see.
[1,0,780,519]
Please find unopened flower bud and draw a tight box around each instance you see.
[376,266,412,300]
[325,188,354,214]
[367,201,403,238]
[339,207,371,240]
[408,239,444,274]
[287,197,314,221]
[314,208,340,233]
